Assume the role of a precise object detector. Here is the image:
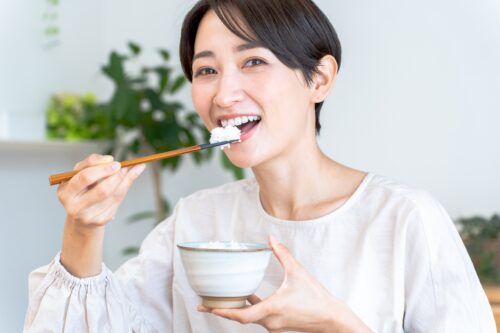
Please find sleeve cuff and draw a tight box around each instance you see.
[52,251,110,287]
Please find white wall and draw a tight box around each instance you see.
[315,0,500,217]
[1,0,499,331]
[0,1,106,138]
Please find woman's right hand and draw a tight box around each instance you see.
[59,154,146,277]
[58,154,145,230]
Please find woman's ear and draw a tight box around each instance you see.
[311,55,338,103]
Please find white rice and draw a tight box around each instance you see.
[203,241,248,250]
[209,126,241,149]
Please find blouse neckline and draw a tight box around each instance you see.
[254,172,375,228]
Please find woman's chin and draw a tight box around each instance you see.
[224,150,260,169]
[226,157,254,169]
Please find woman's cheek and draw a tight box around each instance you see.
[192,89,210,121]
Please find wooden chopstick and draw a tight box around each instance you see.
[48,140,237,186]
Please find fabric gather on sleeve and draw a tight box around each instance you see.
[24,252,155,333]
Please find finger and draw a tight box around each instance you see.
[111,164,146,201]
[68,161,121,195]
[58,155,113,198]
[197,304,212,313]
[71,165,145,225]
[77,165,126,205]
[58,162,118,206]
[211,300,269,324]
[81,164,145,209]
[73,154,114,172]
[269,235,299,275]
[86,165,145,210]
[247,294,262,305]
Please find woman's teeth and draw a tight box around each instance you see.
[221,115,261,128]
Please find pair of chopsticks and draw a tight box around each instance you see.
[48,139,238,186]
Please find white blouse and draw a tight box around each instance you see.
[24,174,496,332]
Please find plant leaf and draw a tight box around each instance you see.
[159,49,170,61]
[102,52,127,85]
[128,41,141,56]
[153,67,171,94]
[122,246,140,256]
[127,211,156,223]
[169,75,186,94]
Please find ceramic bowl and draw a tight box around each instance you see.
[177,241,272,309]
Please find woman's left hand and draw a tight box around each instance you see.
[198,236,373,333]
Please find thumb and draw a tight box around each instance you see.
[269,235,298,274]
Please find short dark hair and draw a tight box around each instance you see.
[179,0,341,134]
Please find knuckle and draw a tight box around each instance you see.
[79,171,94,185]
[238,316,252,325]
[56,189,65,203]
[112,188,124,200]
[74,159,88,171]
[267,302,282,317]
[124,175,136,188]
[88,153,101,162]
[94,185,111,199]
[266,319,283,331]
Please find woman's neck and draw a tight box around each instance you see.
[252,137,365,221]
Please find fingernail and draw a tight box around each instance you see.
[121,167,129,174]
[111,162,121,171]
[133,164,146,175]
[102,155,114,162]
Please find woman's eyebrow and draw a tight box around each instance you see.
[193,42,264,62]
[193,50,214,62]
[235,41,264,52]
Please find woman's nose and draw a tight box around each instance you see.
[213,72,245,108]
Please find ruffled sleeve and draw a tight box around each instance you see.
[24,253,153,332]
[24,210,177,333]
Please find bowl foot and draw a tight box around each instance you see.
[201,296,248,309]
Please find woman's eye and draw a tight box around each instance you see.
[194,67,217,77]
[244,58,266,67]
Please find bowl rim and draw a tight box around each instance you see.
[177,241,272,253]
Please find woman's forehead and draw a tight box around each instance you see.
[194,10,249,53]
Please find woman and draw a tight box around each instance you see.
[25,0,496,332]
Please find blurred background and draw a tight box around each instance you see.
[1,0,499,331]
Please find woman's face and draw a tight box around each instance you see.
[191,10,318,168]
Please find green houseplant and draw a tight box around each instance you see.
[47,42,243,232]
[46,92,111,140]
[457,214,500,284]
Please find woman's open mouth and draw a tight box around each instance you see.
[220,115,261,142]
